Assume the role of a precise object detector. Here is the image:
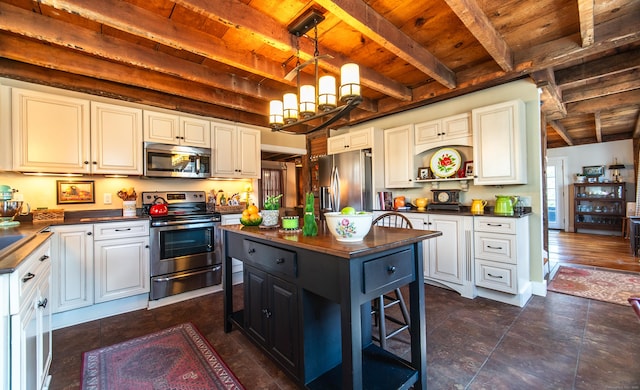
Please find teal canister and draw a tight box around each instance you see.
[494,195,517,215]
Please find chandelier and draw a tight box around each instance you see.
[269,9,362,134]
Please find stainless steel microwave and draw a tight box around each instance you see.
[144,143,211,178]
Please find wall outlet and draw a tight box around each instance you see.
[104,193,112,204]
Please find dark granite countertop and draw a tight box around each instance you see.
[377,206,532,218]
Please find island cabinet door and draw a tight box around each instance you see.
[244,265,269,345]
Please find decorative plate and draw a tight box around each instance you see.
[430,148,462,178]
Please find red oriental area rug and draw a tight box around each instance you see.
[81,323,244,390]
[548,266,640,306]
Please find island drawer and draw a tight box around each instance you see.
[242,239,297,278]
[475,259,517,294]
[363,248,414,294]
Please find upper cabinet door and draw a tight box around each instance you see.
[12,88,91,173]
[236,126,261,179]
[472,100,527,185]
[91,102,143,175]
[384,124,416,188]
[327,128,373,155]
[143,110,179,144]
[211,121,237,177]
[180,117,210,148]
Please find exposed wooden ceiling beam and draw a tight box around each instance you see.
[555,47,640,88]
[567,89,640,114]
[594,111,603,142]
[442,0,513,72]
[0,35,269,116]
[0,3,282,102]
[530,68,567,120]
[562,70,640,103]
[549,120,574,146]
[577,0,595,47]
[633,111,640,139]
[173,0,412,102]
[314,0,456,89]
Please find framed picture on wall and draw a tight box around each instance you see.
[464,161,474,177]
[582,165,605,177]
[57,180,95,204]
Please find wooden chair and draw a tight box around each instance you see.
[370,212,413,349]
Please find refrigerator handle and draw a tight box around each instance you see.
[331,166,340,212]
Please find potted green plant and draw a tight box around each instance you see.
[261,194,282,226]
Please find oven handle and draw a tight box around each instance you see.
[151,218,220,227]
[152,265,221,282]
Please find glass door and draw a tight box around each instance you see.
[546,157,566,230]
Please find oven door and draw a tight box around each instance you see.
[150,220,221,276]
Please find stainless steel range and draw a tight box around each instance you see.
[142,190,222,300]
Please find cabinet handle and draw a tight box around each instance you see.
[115,228,132,232]
[262,308,272,318]
[38,298,48,309]
[248,248,256,254]
[487,223,503,227]
[487,273,503,279]
[22,272,35,283]
[39,255,49,262]
[487,245,503,250]
[387,265,397,274]
[276,258,285,264]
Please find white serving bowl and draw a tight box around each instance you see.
[324,211,373,242]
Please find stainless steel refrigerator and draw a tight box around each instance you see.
[318,149,373,218]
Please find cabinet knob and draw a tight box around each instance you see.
[92,161,97,165]
[87,232,92,236]
[276,258,285,264]
[262,308,272,318]
[38,298,48,309]
[39,255,49,262]
[387,265,397,274]
[248,248,256,254]
[84,161,89,165]
[145,245,150,249]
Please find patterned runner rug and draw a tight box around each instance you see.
[81,323,244,390]
[548,266,640,306]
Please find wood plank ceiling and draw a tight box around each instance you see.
[0,0,638,149]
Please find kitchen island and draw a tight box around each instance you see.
[221,223,441,390]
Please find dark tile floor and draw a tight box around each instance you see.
[49,284,640,389]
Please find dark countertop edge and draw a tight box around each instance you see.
[221,224,442,259]
[0,228,53,274]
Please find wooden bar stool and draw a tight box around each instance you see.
[371,212,413,349]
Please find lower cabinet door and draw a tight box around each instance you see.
[11,297,37,390]
[94,236,150,303]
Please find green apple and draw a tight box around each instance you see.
[341,206,356,215]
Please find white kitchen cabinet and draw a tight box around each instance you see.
[51,221,150,313]
[144,110,211,148]
[405,213,475,298]
[474,216,531,307]
[11,88,91,173]
[472,100,527,185]
[90,101,143,175]
[50,225,94,313]
[384,124,416,188]
[327,128,374,155]
[8,238,52,390]
[212,121,261,179]
[93,221,150,303]
[414,113,471,154]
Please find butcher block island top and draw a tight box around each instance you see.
[221,223,441,390]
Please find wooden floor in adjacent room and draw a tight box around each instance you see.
[548,229,640,273]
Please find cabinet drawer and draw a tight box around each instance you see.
[474,232,517,264]
[474,217,517,234]
[475,259,516,294]
[10,240,51,313]
[243,240,297,278]
[93,220,149,240]
[363,248,414,294]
